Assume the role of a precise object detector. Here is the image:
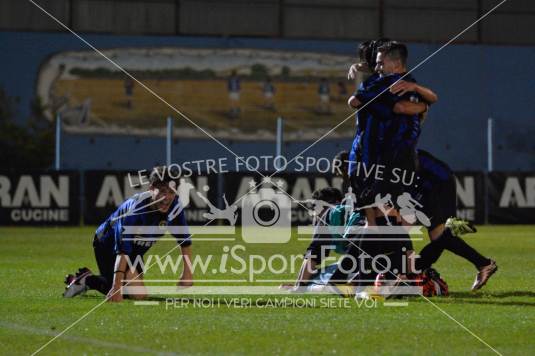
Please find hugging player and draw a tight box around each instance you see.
[336,38,496,291]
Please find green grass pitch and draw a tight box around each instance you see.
[1,225,534,355]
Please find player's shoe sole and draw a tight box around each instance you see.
[63,281,89,298]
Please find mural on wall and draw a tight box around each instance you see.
[37,48,357,140]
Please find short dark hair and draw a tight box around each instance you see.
[377,41,408,66]
[358,40,374,68]
[149,166,178,187]
[370,38,391,69]
[312,187,343,205]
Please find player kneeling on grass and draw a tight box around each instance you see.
[63,166,193,302]
[280,187,365,293]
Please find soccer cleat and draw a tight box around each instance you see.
[63,267,92,298]
[445,217,477,237]
[471,259,498,291]
[420,268,449,297]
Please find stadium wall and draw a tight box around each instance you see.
[2,0,535,45]
[1,31,534,171]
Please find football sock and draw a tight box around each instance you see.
[86,275,111,295]
[416,228,490,271]
[441,228,490,268]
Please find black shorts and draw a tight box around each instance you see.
[93,237,144,290]
[350,148,418,206]
[350,172,376,206]
[381,147,418,201]
[422,175,456,231]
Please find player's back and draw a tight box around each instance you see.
[417,149,452,184]
[356,73,422,162]
[95,192,189,256]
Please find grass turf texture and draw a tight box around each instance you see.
[1,226,534,355]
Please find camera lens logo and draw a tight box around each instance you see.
[253,200,280,227]
[242,180,291,243]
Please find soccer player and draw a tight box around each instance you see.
[327,209,413,292]
[345,41,495,290]
[351,149,497,291]
[413,150,497,290]
[365,42,494,288]
[348,41,433,226]
[281,187,364,291]
[63,166,193,302]
[332,149,415,291]
[343,41,429,289]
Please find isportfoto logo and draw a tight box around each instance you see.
[124,245,420,282]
